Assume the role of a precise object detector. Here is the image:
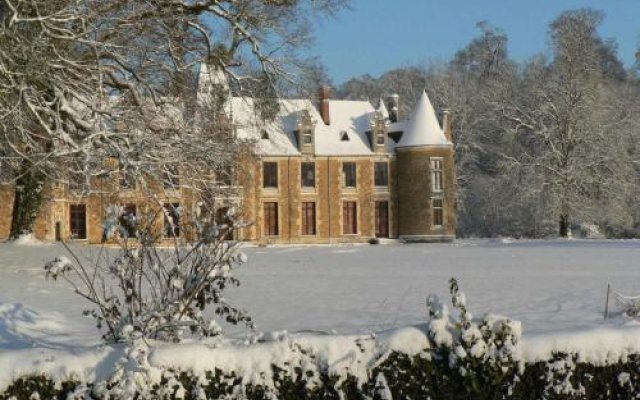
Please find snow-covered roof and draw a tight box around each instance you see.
[227,97,379,156]
[396,91,450,148]
[196,64,450,156]
[230,97,305,156]
[315,100,376,156]
[376,98,389,120]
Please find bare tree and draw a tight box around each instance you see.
[1,0,350,342]
[496,9,633,237]
[0,0,349,236]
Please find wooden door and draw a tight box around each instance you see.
[69,204,87,239]
[375,201,389,238]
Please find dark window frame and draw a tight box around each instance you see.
[301,202,317,236]
[301,162,316,188]
[69,204,87,239]
[264,202,279,236]
[119,204,137,238]
[432,198,444,227]
[303,130,313,145]
[375,201,389,238]
[342,201,358,235]
[163,203,181,238]
[342,162,357,188]
[263,161,278,189]
[374,162,389,187]
[431,158,444,193]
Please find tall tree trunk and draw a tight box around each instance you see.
[10,163,46,239]
[559,214,570,238]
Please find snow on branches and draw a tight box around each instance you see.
[44,206,253,343]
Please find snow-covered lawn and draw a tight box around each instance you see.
[3,238,640,389]
[2,239,640,346]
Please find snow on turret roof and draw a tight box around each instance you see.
[376,98,389,120]
[396,91,449,148]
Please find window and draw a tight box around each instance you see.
[163,203,181,238]
[264,202,279,236]
[340,131,350,141]
[431,158,444,193]
[375,201,389,238]
[343,201,357,235]
[263,162,278,188]
[215,207,234,240]
[301,202,316,235]
[342,162,356,188]
[261,129,269,140]
[119,204,137,238]
[216,165,233,186]
[374,162,389,187]
[301,162,315,188]
[432,198,444,227]
[69,204,87,239]
[303,130,313,145]
[163,165,180,189]
[376,132,385,145]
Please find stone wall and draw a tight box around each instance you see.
[2,148,454,245]
[252,155,396,245]
[396,146,456,241]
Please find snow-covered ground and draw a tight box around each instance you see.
[3,239,640,344]
[3,238,640,388]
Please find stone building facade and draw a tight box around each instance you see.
[0,66,456,244]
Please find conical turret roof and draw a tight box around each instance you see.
[397,91,449,148]
[376,98,389,120]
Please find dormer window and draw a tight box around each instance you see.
[376,132,385,145]
[303,130,313,144]
[340,131,350,141]
[296,110,315,154]
[261,129,269,140]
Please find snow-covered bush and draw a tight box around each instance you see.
[45,204,253,343]
[426,278,522,398]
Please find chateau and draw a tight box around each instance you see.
[0,65,456,244]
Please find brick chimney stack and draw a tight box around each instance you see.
[442,109,452,142]
[389,93,399,122]
[319,86,331,125]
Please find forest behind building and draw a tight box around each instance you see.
[331,9,640,239]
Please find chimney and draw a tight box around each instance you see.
[389,93,399,122]
[319,86,331,125]
[442,109,453,142]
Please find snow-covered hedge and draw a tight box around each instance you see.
[3,350,640,399]
[3,279,640,399]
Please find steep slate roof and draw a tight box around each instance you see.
[396,91,450,148]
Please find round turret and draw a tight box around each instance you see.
[396,91,456,242]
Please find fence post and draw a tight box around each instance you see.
[604,283,610,320]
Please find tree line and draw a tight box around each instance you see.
[333,9,640,238]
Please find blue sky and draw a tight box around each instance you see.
[310,0,640,84]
